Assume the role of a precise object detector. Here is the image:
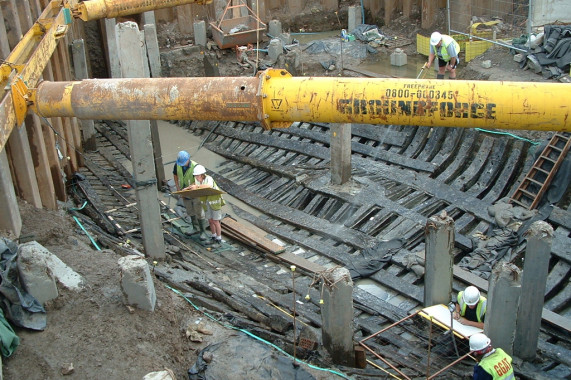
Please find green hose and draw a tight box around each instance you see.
[69,201,101,250]
[72,216,101,250]
[475,128,540,145]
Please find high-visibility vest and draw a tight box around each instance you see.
[176,160,198,189]
[198,175,225,211]
[457,292,487,322]
[478,348,515,379]
[438,34,460,62]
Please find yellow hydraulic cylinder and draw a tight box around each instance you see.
[259,69,569,132]
[73,0,212,22]
[33,69,570,132]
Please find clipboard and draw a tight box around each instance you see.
[173,187,225,198]
[419,304,483,338]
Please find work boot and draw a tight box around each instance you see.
[190,216,200,234]
[198,219,209,241]
[210,237,222,248]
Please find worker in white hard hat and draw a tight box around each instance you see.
[188,165,225,247]
[453,286,487,329]
[469,333,514,380]
[426,31,460,79]
[173,151,209,241]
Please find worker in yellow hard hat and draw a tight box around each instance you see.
[469,333,514,379]
[453,286,487,329]
[426,31,460,79]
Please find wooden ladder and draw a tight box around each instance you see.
[509,132,570,210]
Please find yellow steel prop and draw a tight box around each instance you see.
[33,69,570,132]
[73,0,213,21]
[259,69,569,132]
[33,76,263,122]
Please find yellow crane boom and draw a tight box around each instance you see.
[32,69,570,132]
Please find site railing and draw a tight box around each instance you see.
[447,0,531,53]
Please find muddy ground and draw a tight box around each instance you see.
[1,6,560,380]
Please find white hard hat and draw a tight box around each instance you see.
[469,333,491,352]
[193,164,206,176]
[430,31,442,45]
[463,286,480,306]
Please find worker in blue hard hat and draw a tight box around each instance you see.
[469,333,514,379]
[426,31,460,79]
[453,286,487,329]
[173,151,209,240]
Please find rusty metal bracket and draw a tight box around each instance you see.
[0,62,25,85]
[11,75,33,128]
[258,69,292,131]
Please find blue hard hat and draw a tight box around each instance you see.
[176,151,190,166]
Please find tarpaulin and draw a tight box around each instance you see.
[0,238,46,331]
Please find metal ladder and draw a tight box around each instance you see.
[509,132,570,210]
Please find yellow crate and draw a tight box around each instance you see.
[464,40,493,62]
[417,34,430,56]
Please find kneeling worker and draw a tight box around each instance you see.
[469,333,514,380]
[426,31,460,79]
[453,285,486,329]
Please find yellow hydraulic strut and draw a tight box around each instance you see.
[32,69,569,132]
[72,0,213,21]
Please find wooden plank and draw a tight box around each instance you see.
[552,227,571,263]
[6,123,42,207]
[223,227,261,249]
[384,0,396,26]
[436,129,478,183]
[276,123,434,172]
[428,127,465,167]
[59,35,83,168]
[543,280,571,312]
[348,123,408,147]
[222,216,285,253]
[0,7,11,59]
[277,251,326,274]
[544,260,570,297]
[421,0,437,30]
[176,5,193,34]
[466,138,508,197]
[39,89,66,201]
[369,268,423,303]
[15,1,33,32]
[49,45,72,178]
[402,0,413,18]
[25,113,56,210]
[97,122,130,158]
[549,206,570,230]
[416,126,446,161]
[449,136,495,191]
